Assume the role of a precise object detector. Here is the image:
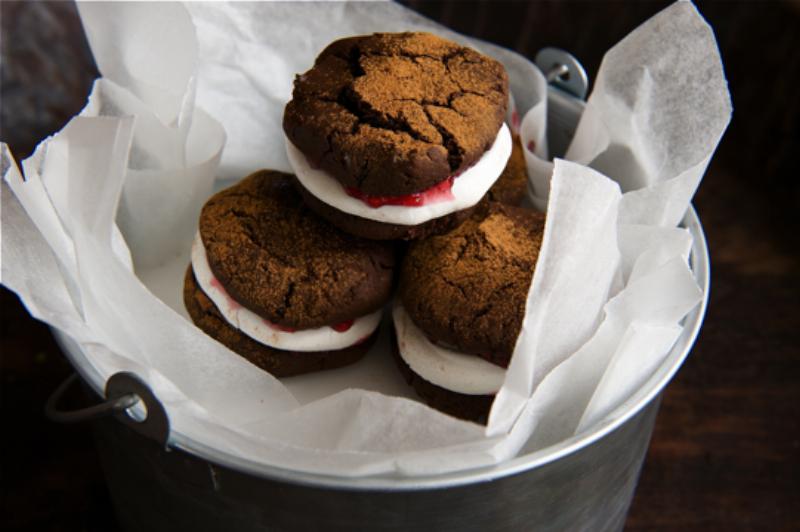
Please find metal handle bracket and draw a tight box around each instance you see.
[45,371,170,447]
[535,47,589,100]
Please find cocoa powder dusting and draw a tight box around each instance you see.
[400,202,545,367]
[283,32,509,196]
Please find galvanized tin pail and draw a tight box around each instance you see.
[46,49,710,532]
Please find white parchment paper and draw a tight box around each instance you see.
[0,0,730,477]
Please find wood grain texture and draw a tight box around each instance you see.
[1,1,798,530]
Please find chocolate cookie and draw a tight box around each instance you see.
[185,268,376,378]
[488,134,528,206]
[283,32,509,196]
[400,202,545,367]
[198,170,395,329]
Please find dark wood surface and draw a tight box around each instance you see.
[1,1,798,530]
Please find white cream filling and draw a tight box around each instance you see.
[285,123,513,226]
[191,233,382,352]
[392,303,506,395]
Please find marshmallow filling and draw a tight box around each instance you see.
[285,123,512,226]
[392,303,505,396]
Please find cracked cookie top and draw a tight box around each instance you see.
[198,170,396,329]
[283,32,509,196]
[399,203,544,367]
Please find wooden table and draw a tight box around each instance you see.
[2,1,798,530]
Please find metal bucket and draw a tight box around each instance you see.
[46,49,710,532]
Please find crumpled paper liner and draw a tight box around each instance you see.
[0,0,730,477]
[79,2,225,269]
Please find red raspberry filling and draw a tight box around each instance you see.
[331,319,355,332]
[345,176,455,208]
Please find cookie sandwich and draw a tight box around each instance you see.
[184,170,396,377]
[393,202,545,421]
[283,32,513,240]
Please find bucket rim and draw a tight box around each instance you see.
[53,205,709,491]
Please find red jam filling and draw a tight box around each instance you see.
[331,319,355,332]
[345,176,455,208]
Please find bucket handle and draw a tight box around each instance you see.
[45,371,170,446]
